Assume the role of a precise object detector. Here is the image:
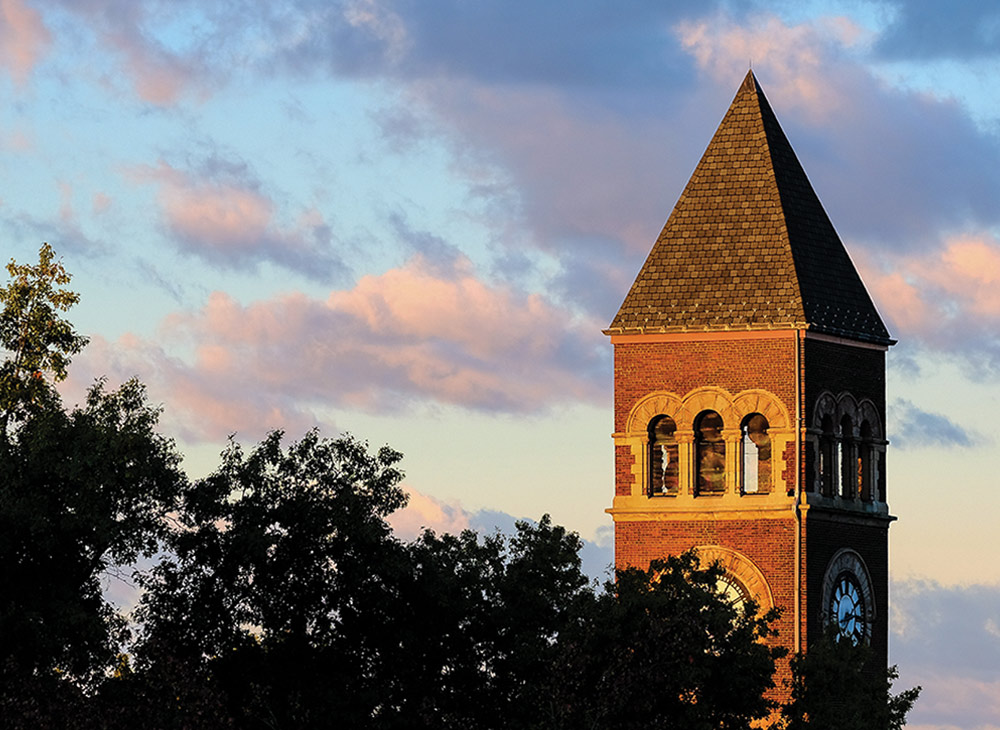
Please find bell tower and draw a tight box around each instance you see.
[605,71,895,679]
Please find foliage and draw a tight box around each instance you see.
[538,552,783,730]
[780,627,921,730]
[124,422,781,730]
[129,429,409,727]
[0,248,185,723]
[0,243,88,431]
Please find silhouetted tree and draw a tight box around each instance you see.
[0,247,185,726]
[536,552,783,730]
[780,627,920,730]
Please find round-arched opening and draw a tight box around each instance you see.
[648,415,679,496]
[859,420,873,502]
[695,410,726,495]
[740,413,771,494]
[840,414,856,499]
[820,414,835,497]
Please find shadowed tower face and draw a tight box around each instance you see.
[605,71,895,693]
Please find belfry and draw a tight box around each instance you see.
[605,71,895,679]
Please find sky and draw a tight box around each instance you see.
[1,0,998,726]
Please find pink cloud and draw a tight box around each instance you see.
[857,232,1000,354]
[387,486,471,541]
[0,0,50,85]
[671,13,1000,251]
[674,14,871,123]
[905,673,1000,730]
[92,192,112,214]
[130,160,342,278]
[71,256,608,443]
[106,32,197,106]
[51,0,205,105]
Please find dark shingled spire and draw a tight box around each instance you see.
[608,71,892,345]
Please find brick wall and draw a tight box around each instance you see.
[610,331,891,699]
[613,336,798,433]
[803,339,886,424]
[805,513,890,667]
[615,516,799,700]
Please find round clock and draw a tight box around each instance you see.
[716,572,750,613]
[830,572,866,643]
[821,549,874,644]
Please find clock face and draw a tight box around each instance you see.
[830,572,867,643]
[717,573,750,613]
[821,550,874,645]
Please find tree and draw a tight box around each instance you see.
[128,438,781,730]
[780,627,921,730]
[538,551,783,730]
[126,429,409,728]
[382,516,595,728]
[0,243,87,434]
[0,247,185,725]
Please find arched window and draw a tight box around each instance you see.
[840,415,856,499]
[695,410,726,495]
[741,413,771,494]
[820,415,835,497]
[648,416,679,496]
[859,421,873,502]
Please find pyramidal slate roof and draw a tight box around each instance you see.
[607,71,892,345]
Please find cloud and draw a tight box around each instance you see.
[271,1,700,86]
[353,9,1000,323]
[892,580,1000,728]
[71,255,609,442]
[49,0,214,104]
[387,486,471,540]
[130,159,346,281]
[890,398,979,449]
[391,498,613,583]
[875,0,1000,60]
[858,232,1000,371]
[0,0,50,85]
[6,182,106,256]
[673,14,1000,251]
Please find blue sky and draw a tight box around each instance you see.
[3,1,1000,726]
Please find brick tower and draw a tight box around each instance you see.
[605,71,895,682]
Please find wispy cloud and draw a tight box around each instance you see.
[859,232,1000,371]
[0,0,50,85]
[70,255,609,442]
[890,398,980,449]
[130,158,346,280]
[892,579,1000,728]
[49,0,214,104]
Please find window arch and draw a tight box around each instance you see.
[859,420,873,502]
[740,413,771,494]
[840,414,856,499]
[648,415,679,496]
[695,410,726,495]
[819,414,835,497]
